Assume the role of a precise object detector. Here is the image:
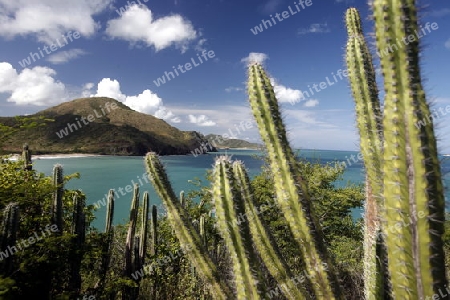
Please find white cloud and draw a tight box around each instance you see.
[92,78,180,123]
[304,99,319,107]
[105,4,197,52]
[47,49,87,64]
[298,23,330,35]
[0,62,67,106]
[270,78,303,104]
[0,0,110,43]
[241,52,269,65]
[188,114,216,126]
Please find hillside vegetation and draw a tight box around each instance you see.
[0,97,215,156]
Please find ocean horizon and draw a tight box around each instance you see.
[31,149,450,230]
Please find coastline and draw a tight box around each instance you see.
[6,153,105,161]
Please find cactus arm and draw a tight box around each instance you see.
[373,0,447,298]
[212,157,260,300]
[344,8,386,300]
[145,152,233,300]
[232,161,307,300]
[247,63,343,299]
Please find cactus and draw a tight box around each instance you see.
[139,191,150,266]
[371,1,448,298]
[70,192,86,294]
[123,184,140,300]
[344,8,389,300]
[95,189,114,293]
[232,160,308,300]
[151,204,158,299]
[199,214,206,247]
[247,62,343,299]
[22,144,32,171]
[0,203,20,275]
[145,153,233,300]
[180,190,185,209]
[52,164,64,234]
[212,157,261,299]
[151,204,157,257]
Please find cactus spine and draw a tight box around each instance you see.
[52,164,64,233]
[371,1,448,298]
[145,153,233,300]
[344,8,387,300]
[247,62,343,299]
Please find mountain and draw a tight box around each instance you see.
[0,97,216,156]
[205,134,262,149]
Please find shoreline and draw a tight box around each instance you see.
[6,153,105,161]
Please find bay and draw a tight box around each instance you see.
[32,149,450,229]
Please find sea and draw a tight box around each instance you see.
[31,149,450,230]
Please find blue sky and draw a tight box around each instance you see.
[0,0,449,151]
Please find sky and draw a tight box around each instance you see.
[0,0,449,152]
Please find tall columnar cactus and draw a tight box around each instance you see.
[125,184,139,279]
[151,204,157,257]
[95,189,115,293]
[22,144,32,171]
[150,204,158,299]
[247,63,343,299]
[70,192,86,294]
[344,8,388,300]
[145,153,233,300]
[232,160,308,300]
[212,157,261,299]
[123,184,140,300]
[139,191,150,267]
[371,1,447,298]
[52,164,64,233]
[0,203,20,275]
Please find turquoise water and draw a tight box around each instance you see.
[32,149,450,229]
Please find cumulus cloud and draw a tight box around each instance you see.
[188,114,216,126]
[106,4,197,52]
[304,99,319,107]
[92,78,180,123]
[47,49,87,64]
[0,0,110,43]
[269,78,303,104]
[0,62,67,106]
[241,52,269,65]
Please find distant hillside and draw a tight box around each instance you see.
[205,134,262,149]
[0,97,216,156]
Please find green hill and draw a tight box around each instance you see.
[0,97,216,156]
[205,134,262,149]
